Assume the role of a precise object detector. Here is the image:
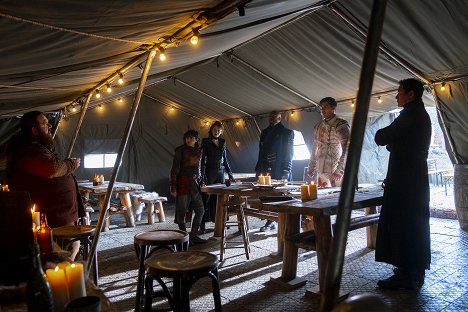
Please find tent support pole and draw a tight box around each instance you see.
[320,0,387,311]
[174,78,254,118]
[51,110,64,139]
[66,93,92,158]
[330,3,460,164]
[86,48,157,275]
[230,54,319,107]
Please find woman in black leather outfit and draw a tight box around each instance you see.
[200,121,235,233]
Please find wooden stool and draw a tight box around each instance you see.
[134,230,189,312]
[137,195,167,224]
[144,251,221,312]
[52,225,99,285]
[220,197,250,262]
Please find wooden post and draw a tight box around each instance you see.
[66,93,92,158]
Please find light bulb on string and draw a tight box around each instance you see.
[98,104,103,110]
[170,107,175,111]
[378,96,382,104]
[190,28,199,45]
[95,89,101,99]
[290,111,295,116]
[118,98,123,103]
[440,82,446,91]
[106,84,112,93]
[236,120,240,126]
[118,73,124,85]
[159,47,166,61]
[351,100,355,107]
[204,121,209,127]
[72,106,77,113]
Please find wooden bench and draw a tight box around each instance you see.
[286,212,380,251]
[131,192,167,224]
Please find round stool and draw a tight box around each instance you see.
[144,251,221,312]
[134,230,189,312]
[52,225,98,285]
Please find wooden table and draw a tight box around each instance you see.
[261,184,383,293]
[200,182,300,252]
[78,181,144,231]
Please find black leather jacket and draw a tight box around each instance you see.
[201,137,233,184]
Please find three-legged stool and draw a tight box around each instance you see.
[220,196,250,262]
[134,229,189,312]
[144,251,221,312]
[52,225,99,285]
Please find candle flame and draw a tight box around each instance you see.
[71,263,76,268]
[31,204,36,213]
[310,181,315,185]
[55,266,59,272]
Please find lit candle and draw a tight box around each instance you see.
[31,205,41,229]
[301,184,311,201]
[264,174,271,185]
[258,174,265,185]
[99,175,104,183]
[65,263,86,300]
[309,181,318,200]
[46,266,69,312]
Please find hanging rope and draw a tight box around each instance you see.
[0,11,145,45]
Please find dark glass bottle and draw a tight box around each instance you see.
[26,243,54,312]
[36,212,53,254]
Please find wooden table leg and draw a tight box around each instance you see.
[213,194,228,239]
[306,214,332,296]
[275,212,286,257]
[270,213,306,289]
[365,206,378,248]
[156,201,166,222]
[120,193,136,227]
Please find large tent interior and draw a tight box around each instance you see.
[1,0,468,311]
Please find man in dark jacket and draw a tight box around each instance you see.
[6,111,84,259]
[374,78,431,290]
[255,111,294,231]
[170,130,207,244]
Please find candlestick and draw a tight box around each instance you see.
[65,263,86,301]
[46,266,69,312]
[301,184,311,201]
[309,181,318,200]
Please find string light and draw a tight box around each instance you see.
[351,100,355,107]
[118,98,123,103]
[190,28,199,45]
[204,121,209,127]
[98,104,103,110]
[378,96,382,103]
[170,107,175,111]
[118,73,124,85]
[95,89,101,99]
[159,47,166,61]
[236,120,240,125]
[106,84,112,93]
[290,111,295,116]
[72,106,77,112]
[440,82,446,91]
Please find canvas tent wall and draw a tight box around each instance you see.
[1,0,468,183]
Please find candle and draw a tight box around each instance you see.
[99,175,104,183]
[301,184,311,201]
[46,266,69,312]
[264,174,271,185]
[65,263,86,300]
[309,181,318,200]
[258,174,265,185]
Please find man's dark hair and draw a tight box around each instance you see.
[183,129,199,141]
[399,78,424,99]
[20,111,42,136]
[319,97,337,107]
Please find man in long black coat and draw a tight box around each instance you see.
[255,111,294,231]
[374,78,431,290]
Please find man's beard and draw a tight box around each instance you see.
[37,131,55,150]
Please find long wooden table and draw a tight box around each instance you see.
[78,181,144,231]
[261,184,383,293]
[200,182,300,253]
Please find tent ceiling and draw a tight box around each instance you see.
[1,0,467,123]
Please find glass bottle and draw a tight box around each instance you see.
[26,243,54,311]
[36,213,53,254]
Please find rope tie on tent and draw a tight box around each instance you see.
[0,11,145,45]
